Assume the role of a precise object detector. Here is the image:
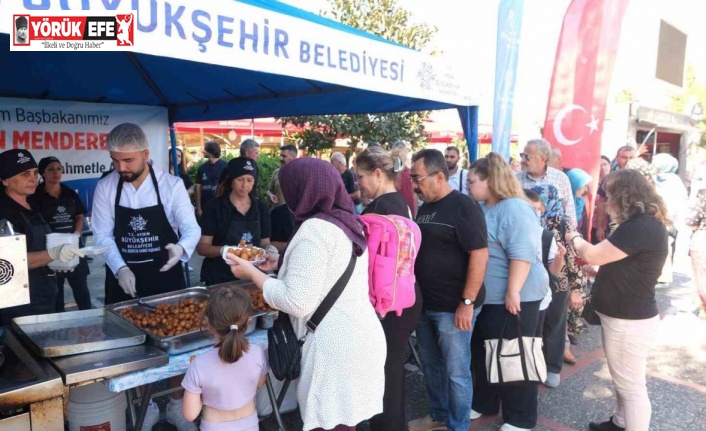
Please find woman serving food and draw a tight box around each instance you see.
[197,157,271,286]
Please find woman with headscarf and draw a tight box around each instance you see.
[530,184,587,381]
[566,168,593,235]
[197,157,271,286]
[652,153,688,284]
[0,150,83,325]
[30,157,91,311]
[228,158,386,431]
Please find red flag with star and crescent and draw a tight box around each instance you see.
[543,0,629,235]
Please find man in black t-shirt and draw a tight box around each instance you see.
[408,149,488,431]
[195,141,226,219]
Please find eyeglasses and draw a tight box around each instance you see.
[410,172,439,185]
[519,153,531,161]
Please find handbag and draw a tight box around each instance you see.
[267,254,356,381]
[485,313,547,384]
[581,295,601,325]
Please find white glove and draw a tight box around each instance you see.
[160,243,185,272]
[116,266,136,297]
[47,244,85,263]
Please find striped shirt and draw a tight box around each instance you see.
[517,167,578,230]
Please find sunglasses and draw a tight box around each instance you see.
[519,153,531,161]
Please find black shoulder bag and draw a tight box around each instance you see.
[268,254,356,381]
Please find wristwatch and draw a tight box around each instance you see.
[462,297,475,306]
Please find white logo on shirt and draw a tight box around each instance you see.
[241,232,253,243]
[129,215,148,232]
[56,206,66,213]
[17,152,30,164]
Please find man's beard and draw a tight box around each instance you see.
[447,162,458,170]
[120,164,146,182]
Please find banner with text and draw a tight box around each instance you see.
[492,0,523,160]
[1,0,480,107]
[0,97,168,214]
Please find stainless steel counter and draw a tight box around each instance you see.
[50,343,168,385]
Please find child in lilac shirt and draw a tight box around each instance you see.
[182,286,268,431]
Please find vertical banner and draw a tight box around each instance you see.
[542,0,629,235]
[543,0,629,177]
[492,0,523,160]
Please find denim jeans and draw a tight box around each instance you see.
[416,307,481,431]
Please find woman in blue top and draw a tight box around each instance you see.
[467,153,548,431]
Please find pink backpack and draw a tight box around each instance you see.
[360,214,421,317]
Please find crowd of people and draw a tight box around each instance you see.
[0,120,704,431]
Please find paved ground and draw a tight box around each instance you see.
[72,234,706,431]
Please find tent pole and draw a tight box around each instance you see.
[169,119,191,288]
[467,106,479,163]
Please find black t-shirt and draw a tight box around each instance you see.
[0,192,47,251]
[30,184,86,233]
[200,196,271,246]
[270,204,295,243]
[414,190,488,312]
[196,159,227,208]
[362,192,410,218]
[341,169,361,205]
[593,214,667,319]
[178,171,194,190]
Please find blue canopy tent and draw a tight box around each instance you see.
[0,0,479,160]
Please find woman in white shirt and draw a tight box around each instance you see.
[229,158,386,431]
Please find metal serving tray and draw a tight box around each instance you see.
[106,287,212,356]
[207,281,278,331]
[12,308,146,358]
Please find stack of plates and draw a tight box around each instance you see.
[46,233,80,271]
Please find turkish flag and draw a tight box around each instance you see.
[543,0,629,236]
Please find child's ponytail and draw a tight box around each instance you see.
[205,286,253,364]
[217,322,250,364]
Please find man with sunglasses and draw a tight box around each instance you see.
[408,149,488,431]
[517,139,577,230]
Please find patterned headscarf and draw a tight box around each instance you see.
[279,157,366,257]
[566,169,593,223]
[531,184,564,229]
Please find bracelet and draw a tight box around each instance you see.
[570,234,583,245]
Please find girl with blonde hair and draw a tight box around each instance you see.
[467,152,548,430]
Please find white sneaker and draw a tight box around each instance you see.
[470,409,483,420]
[499,423,533,430]
[141,401,160,431]
[166,399,198,431]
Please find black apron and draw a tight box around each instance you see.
[1,211,57,326]
[201,198,261,286]
[36,185,90,280]
[104,168,185,305]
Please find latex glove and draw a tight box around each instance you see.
[48,244,85,263]
[116,266,136,297]
[160,243,185,272]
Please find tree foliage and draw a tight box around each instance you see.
[278,0,437,156]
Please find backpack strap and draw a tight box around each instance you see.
[306,254,356,332]
[459,169,464,192]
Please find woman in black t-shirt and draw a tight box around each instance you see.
[31,157,92,312]
[355,146,421,431]
[196,157,271,286]
[168,148,194,197]
[566,169,668,431]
